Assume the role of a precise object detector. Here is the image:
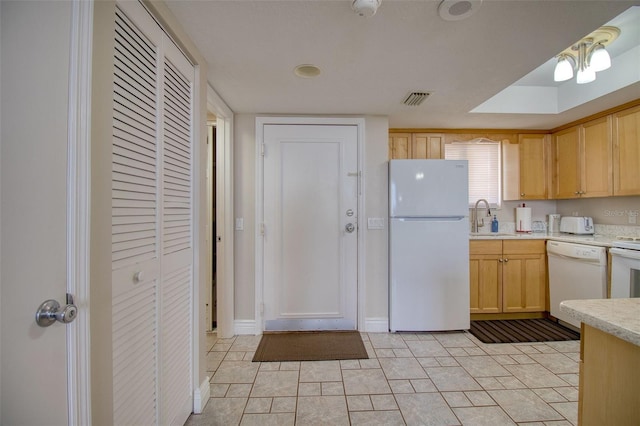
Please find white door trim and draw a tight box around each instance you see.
[254,117,366,334]
[207,84,235,339]
[67,0,93,424]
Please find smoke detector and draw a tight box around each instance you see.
[352,0,381,18]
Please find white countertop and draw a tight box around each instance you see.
[560,299,640,346]
[469,232,619,247]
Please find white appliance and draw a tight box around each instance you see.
[559,216,594,234]
[548,214,561,233]
[547,241,607,328]
[610,238,640,298]
[389,159,470,332]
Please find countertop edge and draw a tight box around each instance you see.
[469,233,616,247]
[559,299,640,346]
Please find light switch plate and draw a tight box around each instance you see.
[235,217,244,231]
[367,218,385,230]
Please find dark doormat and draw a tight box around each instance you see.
[469,318,580,344]
[252,331,368,362]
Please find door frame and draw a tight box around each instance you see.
[254,117,366,333]
[206,85,235,339]
[68,0,93,424]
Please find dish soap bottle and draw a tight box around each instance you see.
[491,215,499,233]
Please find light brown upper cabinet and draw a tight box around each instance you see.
[412,133,444,159]
[503,134,549,200]
[613,105,640,196]
[551,116,612,199]
[388,132,444,159]
[388,133,411,159]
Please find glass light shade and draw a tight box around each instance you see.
[553,57,574,82]
[576,66,596,84]
[589,44,611,72]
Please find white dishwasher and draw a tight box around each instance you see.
[547,241,607,329]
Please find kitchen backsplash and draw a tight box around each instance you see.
[556,195,639,226]
[469,196,640,236]
[469,200,557,232]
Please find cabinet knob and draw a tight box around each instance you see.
[504,258,509,262]
[520,193,525,197]
[574,191,579,195]
[499,258,504,263]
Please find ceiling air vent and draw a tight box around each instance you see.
[403,92,430,106]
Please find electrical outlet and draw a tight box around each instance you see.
[367,218,385,230]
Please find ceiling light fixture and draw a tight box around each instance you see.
[438,0,482,22]
[352,0,381,18]
[553,26,620,84]
[294,64,321,78]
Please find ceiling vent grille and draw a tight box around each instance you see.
[403,92,430,106]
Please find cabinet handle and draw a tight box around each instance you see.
[574,191,580,195]
[504,258,509,263]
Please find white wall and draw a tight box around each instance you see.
[233,115,390,328]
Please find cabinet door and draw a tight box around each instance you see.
[581,116,612,197]
[613,105,640,196]
[389,133,411,159]
[502,254,546,313]
[469,256,502,313]
[552,127,580,198]
[469,240,502,313]
[412,133,444,159]
[519,134,548,199]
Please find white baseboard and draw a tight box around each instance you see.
[234,319,258,335]
[233,318,387,334]
[193,375,210,414]
[364,317,389,333]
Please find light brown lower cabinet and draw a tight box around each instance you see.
[579,323,640,425]
[469,239,546,314]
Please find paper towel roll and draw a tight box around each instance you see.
[516,207,532,232]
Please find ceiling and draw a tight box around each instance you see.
[165,0,640,130]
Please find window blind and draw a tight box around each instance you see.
[445,140,501,206]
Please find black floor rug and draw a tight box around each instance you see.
[469,318,580,344]
[252,331,368,362]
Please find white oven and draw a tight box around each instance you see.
[610,239,640,298]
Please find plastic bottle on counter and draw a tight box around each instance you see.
[491,215,499,233]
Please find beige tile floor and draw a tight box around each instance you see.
[186,331,580,426]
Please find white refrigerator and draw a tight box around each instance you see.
[389,159,470,332]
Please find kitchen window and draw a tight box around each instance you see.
[444,139,501,207]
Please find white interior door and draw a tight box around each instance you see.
[262,124,358,331]
[1,1,73,424]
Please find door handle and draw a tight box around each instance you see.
[345,223,355,233]
[35,293,78,327]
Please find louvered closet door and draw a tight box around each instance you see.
[112,2,194,425]
[160,40,194,426]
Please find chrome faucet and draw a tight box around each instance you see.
[472,199,491,233]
